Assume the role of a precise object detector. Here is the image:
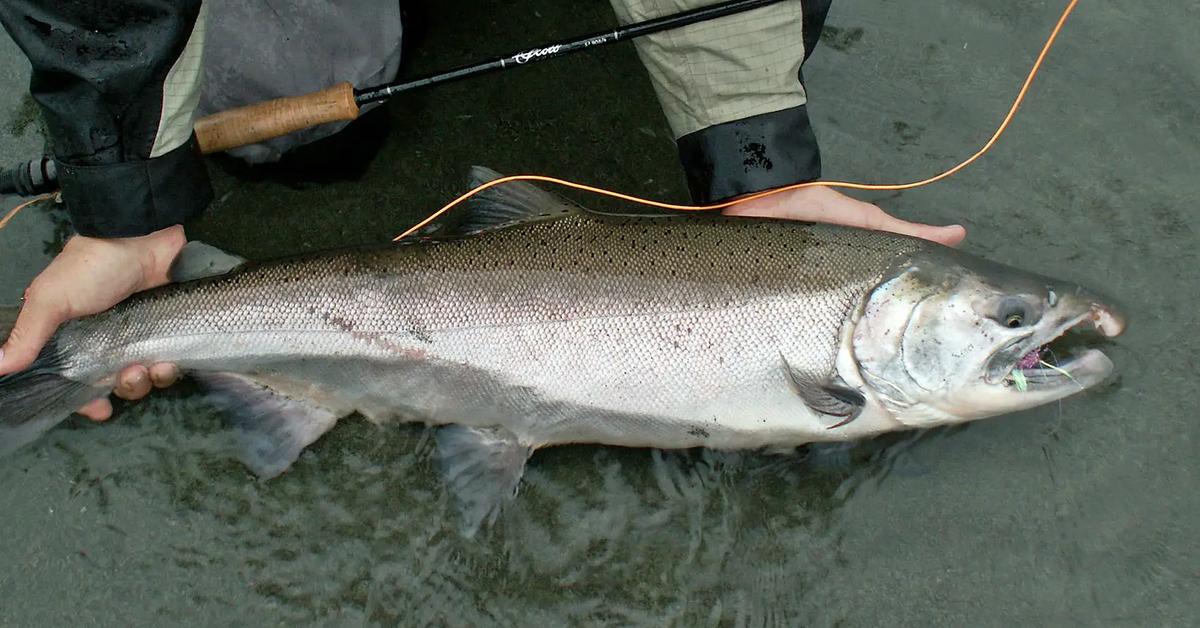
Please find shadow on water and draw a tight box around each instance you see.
[34,385,952,625]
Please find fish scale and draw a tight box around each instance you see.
[55,214,917,448]
[0,168,1124,533]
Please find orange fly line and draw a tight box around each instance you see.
[393,0,1079,241]
[0,1,1077,240]
[0,192,56,232]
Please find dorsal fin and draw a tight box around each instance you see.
[168,241,248,283]
[405,165,583,241]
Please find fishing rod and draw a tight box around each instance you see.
[0,0,786,198]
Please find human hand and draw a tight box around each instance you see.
[0,225,186,421]
[722,185,967,247]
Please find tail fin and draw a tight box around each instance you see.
[0,337,105,456]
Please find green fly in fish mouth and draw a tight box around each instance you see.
[986,303,1125,391]
[849,253,1126,429]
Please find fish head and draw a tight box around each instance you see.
[849,249,1126,428]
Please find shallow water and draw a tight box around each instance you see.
[2,1,1197,625]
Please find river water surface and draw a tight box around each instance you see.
[1,1,1196,625]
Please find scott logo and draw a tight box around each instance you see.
[512,45,563,64]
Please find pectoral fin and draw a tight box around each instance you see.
[195,373,342,478]
[781,355,865,429]
[434,425,532,537]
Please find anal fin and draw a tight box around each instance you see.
[196,373,343,478]
[435,425,532,537]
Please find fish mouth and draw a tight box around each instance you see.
[988,305,1126,392]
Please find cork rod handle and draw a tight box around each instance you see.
[194,82,360,154]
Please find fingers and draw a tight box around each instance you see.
[74,366,144,421]
[78,398,114,422]
[924,225,968,247]
[722,186,968,248]
[113,362,178,400]
[867,211,967,248]
[148,363,181,389]
[115,364,152,400]
[0,282,67,375]
[75,362,179,420]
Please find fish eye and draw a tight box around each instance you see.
[996,297,1032,329]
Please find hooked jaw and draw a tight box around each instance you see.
[1090,304,1125,337]
[994,302,1126,394]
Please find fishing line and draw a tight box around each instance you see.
[0,0,784,231]
[393,0,1079,242]
[0,192,56,232]
[0,0,1078,240]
